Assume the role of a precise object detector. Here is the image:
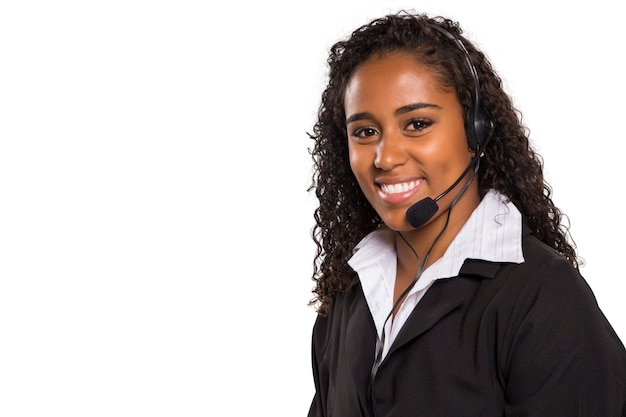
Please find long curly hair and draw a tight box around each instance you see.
[308,11,579,316]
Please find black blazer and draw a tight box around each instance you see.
[308,229,626,417]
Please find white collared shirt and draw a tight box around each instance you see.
[347,190,525,359]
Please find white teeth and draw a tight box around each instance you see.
[380,180,418,195]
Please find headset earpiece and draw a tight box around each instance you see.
[471,102,493,153]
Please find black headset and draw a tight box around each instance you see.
[428,22,493,153]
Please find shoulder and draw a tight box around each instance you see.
[311,282,373,355]
[491,231,583,297]
[461,232,584,312]
[491,231,625,369]
[487,233,597,329]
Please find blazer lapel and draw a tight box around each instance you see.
[386,277,467,358]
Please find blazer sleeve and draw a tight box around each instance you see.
[500,257,626,416]
[308,312,331,417]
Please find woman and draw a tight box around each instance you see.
[307,11,626,417]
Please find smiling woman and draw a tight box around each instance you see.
[306,11,626,417]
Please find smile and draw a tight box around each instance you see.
[379,180,420,195]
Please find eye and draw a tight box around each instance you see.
[351,126,379,139]
[405,118,434,132]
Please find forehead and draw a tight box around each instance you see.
[344,52,452,112]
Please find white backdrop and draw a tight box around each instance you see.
[1,1,624,416]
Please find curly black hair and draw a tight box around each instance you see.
[308,11,579,316]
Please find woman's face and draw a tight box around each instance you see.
[344,51,476,232]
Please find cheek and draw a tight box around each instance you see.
[347,144,374,192]
[431,127,472,167]
[347,143,363,174]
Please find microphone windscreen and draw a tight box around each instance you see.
[406,198,438,228]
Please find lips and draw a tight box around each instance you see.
[376,178,423,204]
[379,180,420,195]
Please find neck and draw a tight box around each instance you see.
[396,187,481,275]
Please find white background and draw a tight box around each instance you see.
[1,1,624,416]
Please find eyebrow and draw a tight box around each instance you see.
[396,103,441,115]
[345,102,441,124]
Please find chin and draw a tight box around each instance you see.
[380,217,411,232]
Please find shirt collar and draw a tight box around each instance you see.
[348,189,525,280]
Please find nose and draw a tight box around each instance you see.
[374,132,408,170]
